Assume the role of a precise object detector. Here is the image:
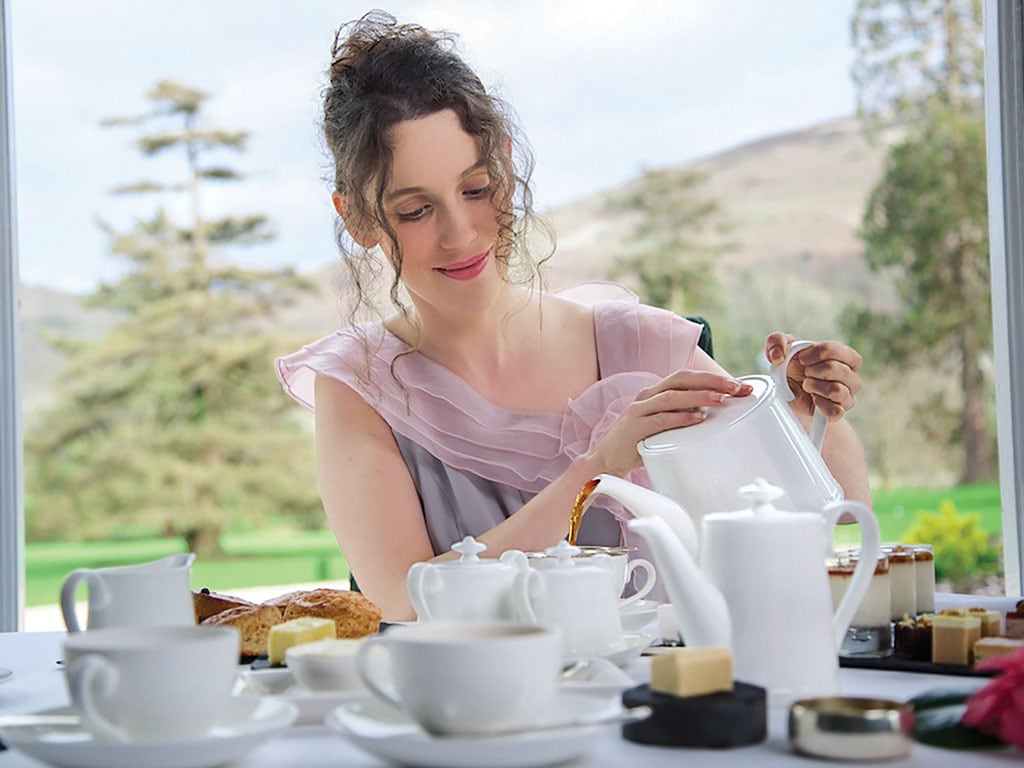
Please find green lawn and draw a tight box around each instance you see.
[835,483,1002,548]
[25,483,1003,608]
[26,529,348,608]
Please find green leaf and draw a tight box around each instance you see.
[908,689,1005,750]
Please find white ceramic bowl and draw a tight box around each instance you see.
[285,638,367,692]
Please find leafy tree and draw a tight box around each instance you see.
[844,0,993,482]
[24,81,322,556]
[606,167,730,320]
[851,0,983,125]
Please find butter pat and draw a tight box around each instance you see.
[650,646,733,698]
[267,616,336,664]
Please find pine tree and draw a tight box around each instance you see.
[25,81,322,555]
[607,167,730,320]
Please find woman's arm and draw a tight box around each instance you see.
[314,368,753,620]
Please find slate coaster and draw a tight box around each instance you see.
[622,681,767,748]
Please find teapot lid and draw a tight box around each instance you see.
[433,536,516,570]
[705,478,820,524]
[638,375,773,452]
[544,540,582,567]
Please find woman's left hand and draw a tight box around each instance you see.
[765,333,863,421]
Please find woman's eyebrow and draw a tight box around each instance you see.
[385,161,488,202]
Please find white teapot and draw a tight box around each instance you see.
[406,536,526,622]
[638,340,842,527]
[60,553,197,632]
[585,475,879,701]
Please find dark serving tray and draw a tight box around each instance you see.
[839,654,997,677]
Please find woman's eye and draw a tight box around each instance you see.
[397,205,428,221]
[464,185,490,199]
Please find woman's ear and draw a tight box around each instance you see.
[332,191,379,249]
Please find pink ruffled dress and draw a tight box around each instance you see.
[276,284,703,570]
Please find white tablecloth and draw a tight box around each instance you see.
[0,615,1017,767]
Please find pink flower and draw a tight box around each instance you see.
[962,646,1024,748]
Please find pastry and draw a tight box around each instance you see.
[201,603,283,658]
[932,611,982,665]
[894,613,933,661]
[192,587,255,623]
[974,636,1024,662]
[280,588,382,638]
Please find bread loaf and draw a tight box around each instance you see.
[192,588,255,623]
[281,588,383,638]
[194,586,382,658]
[201,603,283,657]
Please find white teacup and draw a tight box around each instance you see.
[62,625,240,742]
[355,621,561,736]
[573,547,656,608]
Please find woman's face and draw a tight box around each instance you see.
[379,109,503,318]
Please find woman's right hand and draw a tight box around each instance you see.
[586,370,753,477]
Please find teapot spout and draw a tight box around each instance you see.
[628,516,732,649]
[585,474,699,558]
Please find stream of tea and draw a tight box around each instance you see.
[568,478,599,545]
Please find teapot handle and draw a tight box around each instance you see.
[821,500,881,650]
[769,339,828,452]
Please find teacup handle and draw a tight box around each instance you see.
[355,636,403,710]
[821,500,882,650]
[66,654,128,742]
[618,558,656,609]
[511,570,544,625]
[769,339,828,451]
[60,570,109,633]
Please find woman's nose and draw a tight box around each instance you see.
[438,204,476,251]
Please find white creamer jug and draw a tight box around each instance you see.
[60,553,196,632]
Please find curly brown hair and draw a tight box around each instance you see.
[322,11,554,351]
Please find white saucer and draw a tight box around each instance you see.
[327,691,623,768]
[565,631,656,667]
[0,695,298,768]
[0,667,12,684]
[619,599,660,632]
[238,667,366,726]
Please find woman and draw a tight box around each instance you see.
[277,11,869,620]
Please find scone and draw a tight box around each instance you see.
[280,588,382,638]
[192,588,255,623]
[201,603,283,657]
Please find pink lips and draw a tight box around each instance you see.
[436,251,489,281]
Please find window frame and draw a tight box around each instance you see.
[985,0,1024,595]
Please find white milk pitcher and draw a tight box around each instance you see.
[60,553,197,632]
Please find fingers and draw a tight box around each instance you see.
[794,340,863,372]
[765,332,797,366]
[640,369,754,400]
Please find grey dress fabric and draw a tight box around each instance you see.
[393,432,623,555]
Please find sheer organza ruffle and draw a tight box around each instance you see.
[275,286,702,497]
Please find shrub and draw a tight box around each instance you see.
[904,500,1001,585]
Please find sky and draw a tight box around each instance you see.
[9,0,859,294]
